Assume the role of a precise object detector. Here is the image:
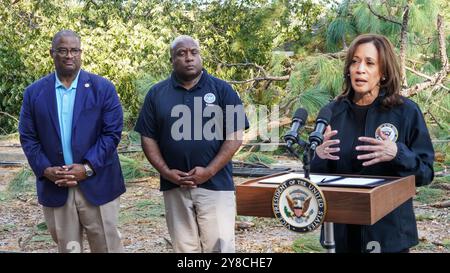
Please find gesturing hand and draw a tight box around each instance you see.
[356,130,398,167]
[315,125,340,160]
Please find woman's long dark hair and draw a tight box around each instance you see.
[338,34,403,108]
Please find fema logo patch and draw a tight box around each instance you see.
[273,177,327,233]
[375,123,398,142]
[203,93,216,104]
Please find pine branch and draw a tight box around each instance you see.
[406,58,425,66]
[411,37,433,47]
[218,62,268,77]
[404,14,449,97]
[367,3,401,26]
[227,75,290,84]
[327,51,347,59]
[0,111,19,123]
[214,61,291,84]
[405,66,449,91]
[424,110,445,130]
[86,0,99,8]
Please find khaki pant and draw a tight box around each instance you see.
[43,187,124,253]
[163,187,236,253]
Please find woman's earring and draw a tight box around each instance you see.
[381,76,386,81]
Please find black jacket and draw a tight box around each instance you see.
[311,93,434,253]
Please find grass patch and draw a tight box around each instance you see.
[415,213,436,221]
[7,167,34,194]
[120,199,164,224]
[119,210,134,224]
[0,133,19,141]
[119,131,141,147]
[30,235,53,243]
[235,151,276,165]
[119,154,157,182]
[0,191,10,202]
[246,153,276,165]
[430,175,450,187]
[236,215,255,222]
[126,131,141,145]
[442,239,450,251]
[414,186,446,204]
[251,217,280,229]
[36,222,48,231]
[412,241,436,252]
[433,164,444,173]
[0,224,16,233]
[134,199,164,218]
[292,233,323,253]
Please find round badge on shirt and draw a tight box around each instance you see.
[204,93,216,104]
[375,123,398,142]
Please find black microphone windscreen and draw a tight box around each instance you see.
[317,106,332,123]
[293,108,308,121]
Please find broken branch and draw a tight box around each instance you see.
[404,14,449,96]
[367,3,402,26]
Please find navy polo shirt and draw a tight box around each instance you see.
[134,69,249,191]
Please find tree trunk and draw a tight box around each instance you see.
[399,4,410,95]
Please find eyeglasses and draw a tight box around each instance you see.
[52,48,82,57]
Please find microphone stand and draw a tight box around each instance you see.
[302,144,314,180]
[285,139,336,253]
[307,144,335,253]
[284,138,311,179]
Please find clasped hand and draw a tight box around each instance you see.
[163,167,214,188]
[44,164,87,187]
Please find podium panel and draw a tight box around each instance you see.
[236,172,415,225]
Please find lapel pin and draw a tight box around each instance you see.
[85,83,90,88]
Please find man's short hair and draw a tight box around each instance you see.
[51,30,81,49]
[170,35,200,57]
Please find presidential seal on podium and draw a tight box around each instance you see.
[272,177,327,233]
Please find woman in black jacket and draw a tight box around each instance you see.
[311,34,435,253]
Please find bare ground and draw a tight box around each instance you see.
[0,141,448,253]
[0,170,301,253]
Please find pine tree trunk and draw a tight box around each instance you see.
[399,4,410,95]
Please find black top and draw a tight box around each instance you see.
[331,102,370,252]
[311,92,435,253]
[135,69,249,191]
[349,102,370,173]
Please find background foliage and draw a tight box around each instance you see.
[0,0,448,143]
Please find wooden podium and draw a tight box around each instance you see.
[236,172,416,225]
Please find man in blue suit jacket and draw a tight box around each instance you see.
[19,30,125,253]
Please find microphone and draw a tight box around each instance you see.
[284,108,308,148]
[308,106,332,151]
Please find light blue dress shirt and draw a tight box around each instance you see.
[55,71,80,165]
